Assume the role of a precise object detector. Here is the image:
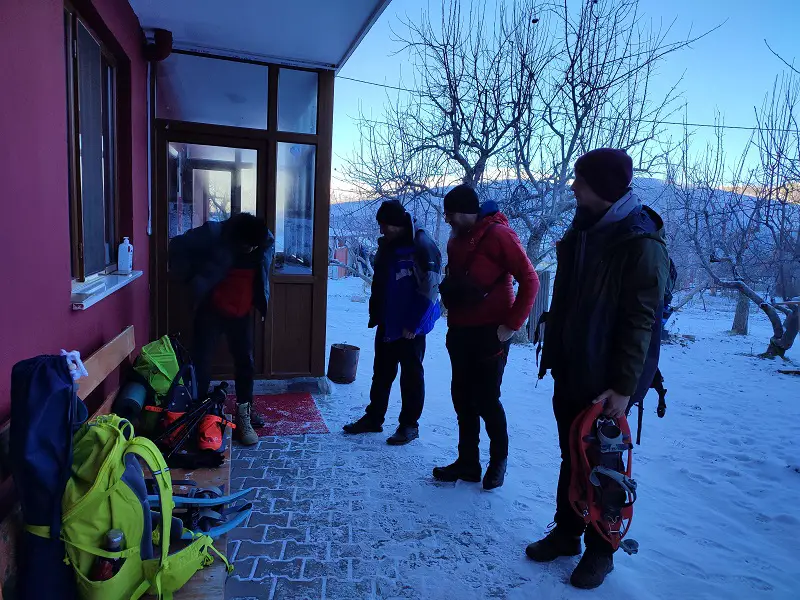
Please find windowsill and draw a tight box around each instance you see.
[71,270,143,311]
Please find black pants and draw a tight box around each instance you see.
[447,326,509,464]
[193,304,254,405]
[365,329,426,428]
[552,381,614,554]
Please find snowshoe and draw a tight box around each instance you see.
[147,485,255,507]
[569,402,637,551]
[149,485,255,540]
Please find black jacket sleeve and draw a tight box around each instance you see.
[168,225,210,282]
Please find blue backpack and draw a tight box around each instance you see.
[11,355,88,600]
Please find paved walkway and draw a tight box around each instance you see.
[225,433,536,600]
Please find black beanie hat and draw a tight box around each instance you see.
[443,184,480,214]
[574,148,634,203]
[376,200,410,228]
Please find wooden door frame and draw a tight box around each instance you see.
[150,63,335,378]
[151,124,270,378]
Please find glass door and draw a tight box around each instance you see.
[161,140,266,380]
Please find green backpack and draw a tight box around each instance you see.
[30,414,231,599]
[133,336,182,401]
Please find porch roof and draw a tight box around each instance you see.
[128,0,392,71]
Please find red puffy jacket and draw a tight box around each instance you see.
[446,211,539,331]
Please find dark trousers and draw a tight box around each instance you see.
[552,381,614,554]
[447,326,510,464]
[365,329,426,428]
[193,304,254,405]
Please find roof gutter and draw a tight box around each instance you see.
[143,32,337,71]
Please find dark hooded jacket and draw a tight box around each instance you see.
[168,221,275,314]
[539,192,669,406]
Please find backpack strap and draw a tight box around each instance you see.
[123,436,174,598]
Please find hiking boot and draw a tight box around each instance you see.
[483,458,507,490]
[570,551,614,589]
[387,426,419,446]
[250,410,266,429]
[343,416,383,434]
[236,403,259,446]
[525,529,582,562]
[432,460,482,483]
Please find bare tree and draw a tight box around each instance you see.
[505,0,706,266]
[328,195,379,283]
[345,0,714,269]
[345,0,554,222]
[667,104,799,356]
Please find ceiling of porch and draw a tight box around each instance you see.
[128,0,392,70]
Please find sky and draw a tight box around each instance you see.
[331,0,800,193]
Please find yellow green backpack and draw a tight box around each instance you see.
[31,415,231,599]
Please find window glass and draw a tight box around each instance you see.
[275,143,316,273]
[66,12,117,280]
[167,143,258,238]
[157,53,269,129]
[278,69,318,134]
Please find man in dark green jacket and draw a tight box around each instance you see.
[527,149,669,589]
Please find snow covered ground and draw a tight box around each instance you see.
[318,277,800,599]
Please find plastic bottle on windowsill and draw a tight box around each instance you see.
[118,237,133,275]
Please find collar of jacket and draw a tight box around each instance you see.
[589,190,639,232]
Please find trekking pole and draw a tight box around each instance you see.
[167,408,210,458]
[167,381,231,455]
[154,396,215,445]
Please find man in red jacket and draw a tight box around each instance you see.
[433,185,539,489]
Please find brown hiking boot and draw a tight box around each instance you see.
[236,403,259,446]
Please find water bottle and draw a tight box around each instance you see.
[118,237,133,274]
[89,529,125,581]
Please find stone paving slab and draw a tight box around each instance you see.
[225,435,534,600]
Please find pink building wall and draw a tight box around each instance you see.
[0,0,150,422]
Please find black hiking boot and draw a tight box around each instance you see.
[483,458,507,490]
[343,416,383,434]
[525,529,582,562]
[387,426,419,446]
[570,551,614,589]
[432,460,482,483]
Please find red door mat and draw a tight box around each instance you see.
[225,393,329,436]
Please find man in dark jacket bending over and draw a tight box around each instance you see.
[433,186,539,490]
[169,213,275,446]
[343,200,442,445]
[528,149,669,589]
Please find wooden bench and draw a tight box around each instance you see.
[0,326,231,599]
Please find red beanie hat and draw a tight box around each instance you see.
[574,148,633,203]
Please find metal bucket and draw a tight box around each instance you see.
[327,343,360,384]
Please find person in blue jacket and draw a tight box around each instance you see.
[343,200,442,445]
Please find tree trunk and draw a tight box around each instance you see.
[731,292,750,335]
[763,306,800,358]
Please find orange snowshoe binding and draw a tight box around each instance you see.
[569,402,639,555]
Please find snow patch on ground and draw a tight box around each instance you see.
[319,278,800,599]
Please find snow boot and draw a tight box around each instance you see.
[483,458,507,490]
[343,415,384,434]
[570,551,614,590]
[387,425,419,446]
[250,409,266,429]
[235,403,259,446]
[432,459,481,483]
[525,529,581,562]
